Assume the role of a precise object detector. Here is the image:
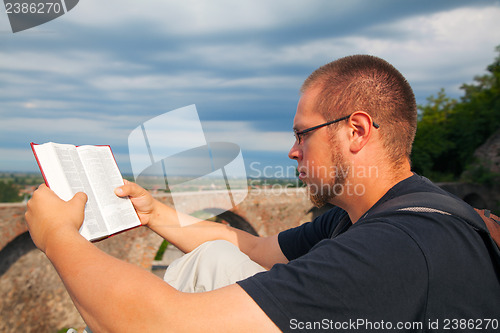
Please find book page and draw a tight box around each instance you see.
[32,143,73,201]
[51,143,109,240]
[77,146,141,235]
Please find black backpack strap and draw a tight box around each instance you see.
[363,192,500,258]
[364,192,487,232]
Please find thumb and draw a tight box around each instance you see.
[115,181,145,198]
[69,191,88,208]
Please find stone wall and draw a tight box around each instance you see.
[232,188,312,236]
[473,128,500,174]
[152,188,313,236]
[0,203,28,252]
[0,227,164,333]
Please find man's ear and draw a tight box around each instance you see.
[347,111,376,153]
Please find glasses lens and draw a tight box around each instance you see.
[294,132,300,144]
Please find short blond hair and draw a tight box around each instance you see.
[302,55,417,164]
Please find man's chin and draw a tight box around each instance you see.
[306,184,333,208]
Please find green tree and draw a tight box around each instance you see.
[412,45,500,181]
[411,89,457,180]
[0,180,23,202]
[449,46,500,172]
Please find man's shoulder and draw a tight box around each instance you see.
[385,173,449,198]
[351,178,490,262]
[362,174,459,225]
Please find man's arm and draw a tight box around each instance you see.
[25,185,280,332]
[115,181,288,269]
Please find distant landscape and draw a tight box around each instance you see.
[0,171,304,203]
[0,172,43,203]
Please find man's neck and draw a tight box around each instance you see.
[334,164,413,223]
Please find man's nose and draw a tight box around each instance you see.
[288,141,302,160]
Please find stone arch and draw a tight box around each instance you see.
[0,231,36,276]
[199,208,259,236]
[0,231,86,331]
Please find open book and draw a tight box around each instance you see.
[31,142,142,241]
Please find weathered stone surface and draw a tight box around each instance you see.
[0,203,28,253]
[232,188,311,236]
[0,229,165,332]
[0,233,85,332]
[473,128,500,173]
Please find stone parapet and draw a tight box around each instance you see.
[0,203,27,252]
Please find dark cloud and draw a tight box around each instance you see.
[0,0,499,172]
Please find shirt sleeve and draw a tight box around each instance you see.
[238,219,429,332]
[278,207,348,261]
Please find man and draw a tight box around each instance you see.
[26,55,500,332]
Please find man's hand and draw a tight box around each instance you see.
[114,180,157,227]
[25,184,87,253]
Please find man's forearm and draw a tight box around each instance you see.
[147,200,287,269]
[46,231,183,332]
[116,181,284,266]
[147,201,258,253]
[45,232,280,333]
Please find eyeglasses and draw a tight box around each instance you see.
[293,113,380,145]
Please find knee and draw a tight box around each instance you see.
[199,240,239,257]
[197,240,246,266]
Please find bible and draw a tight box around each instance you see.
[30,142,142,241]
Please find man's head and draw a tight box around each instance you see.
[290,55,417,207]
[301,55,417,165]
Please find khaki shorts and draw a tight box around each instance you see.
[164,240,266,292]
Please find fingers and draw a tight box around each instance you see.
[35,183,49,193]
[33,184,87,204]
[31,183,55,201]
[25,184,88,252]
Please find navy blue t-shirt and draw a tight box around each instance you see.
[237,174,500,332]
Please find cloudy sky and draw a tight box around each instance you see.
[1,0,500,178]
